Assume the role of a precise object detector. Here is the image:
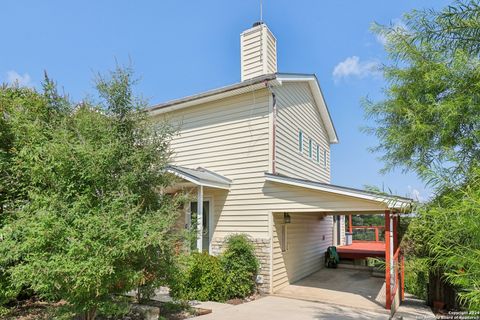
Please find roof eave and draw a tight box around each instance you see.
[276,73,339,144]
[147,74,280,117]
[166,167,231,190]
[265,173,413,211]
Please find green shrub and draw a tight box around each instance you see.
[221,234,259,299]
[170,252,226,302]
[170,234,260,302]
[404,257,429,300]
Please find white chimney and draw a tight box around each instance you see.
[240,22,277,81]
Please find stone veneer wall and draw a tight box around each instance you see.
[210,237,271,294]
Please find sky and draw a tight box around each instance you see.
[1,0,453,201]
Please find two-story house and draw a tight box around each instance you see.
[147,22,410,310]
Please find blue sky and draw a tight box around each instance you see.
[1,0,452,201]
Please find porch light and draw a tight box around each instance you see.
[284,213,291,224]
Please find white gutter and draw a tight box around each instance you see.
[265,173,412,209]
[166,168,231,190]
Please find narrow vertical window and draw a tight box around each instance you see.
[298,130,303,153]
[316,144,320,163]
[323,148,327,168]
[308,139,313,158]
[281,224,288,252]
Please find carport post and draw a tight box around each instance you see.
[385,210,391,309]
[197,185,203,252]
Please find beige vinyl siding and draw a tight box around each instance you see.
[240,24,277,81]
[151,83,390,293]
[272,212,333,292]
[241,30,263,80]
[273,82,331,183]
[153,89,271,239]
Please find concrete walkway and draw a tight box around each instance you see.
[195,296,389,320]
[393,294,436,320]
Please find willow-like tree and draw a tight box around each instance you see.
[366,0,480,185]
[366,0,480,310]
[0,67,183,319]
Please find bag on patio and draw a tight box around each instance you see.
[325,246,340,268]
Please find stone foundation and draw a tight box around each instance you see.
[211,237,271,293]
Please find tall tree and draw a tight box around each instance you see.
[367,0,480,310]
[366,0,480,187]
[0,67,183,319]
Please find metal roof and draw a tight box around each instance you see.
[264,173,413,210]
[166,165,231,190]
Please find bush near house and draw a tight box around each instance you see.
[222,234,260,300]
[170,234,259,302]
[170,253,227,302]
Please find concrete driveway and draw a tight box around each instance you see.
[196,296,390,320]
[275,268,386,313]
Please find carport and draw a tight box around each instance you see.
[266,174,412,314]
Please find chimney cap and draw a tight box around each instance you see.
[252,21,264,28]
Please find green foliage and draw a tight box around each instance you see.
[403,257,429,301]
[366,0,480,311]
[170,252,227,302]
[0,67,183,319]
[366,2,480,185]
[170,234,259,302]
[404,171,480,310]
[348,215,385,241]
[350,214,384,226]
[222,234,259,299]
[408,0,480,56]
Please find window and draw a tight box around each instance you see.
[316,144,320,163]
[280,224,288,252]
[298,130,303,152]
[308,139,313,158]
[323,148,327,168]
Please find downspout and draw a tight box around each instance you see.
[266,81,277,175]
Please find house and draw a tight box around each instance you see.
[148,22,411,313]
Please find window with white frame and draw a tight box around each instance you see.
[298,130,303,153]
[280,224,288,252]
[308,138,313,158]
[323,148,327,168]
[316,144,320,163]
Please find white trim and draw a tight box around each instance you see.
[196,186,203,252]
[206,196,214,255]
[277,74,338,144]
[189,195,214,254]
[268,93,274,173]
[149,80,282,117]
[268,211,274,294]
[147,74,338,143]
[166,168,230,190]
[265,174,412,209]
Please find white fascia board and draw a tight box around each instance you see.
[276,74,339,144]
[149,79,282,117]
[167,168,230,190]
[265,174,411,210]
